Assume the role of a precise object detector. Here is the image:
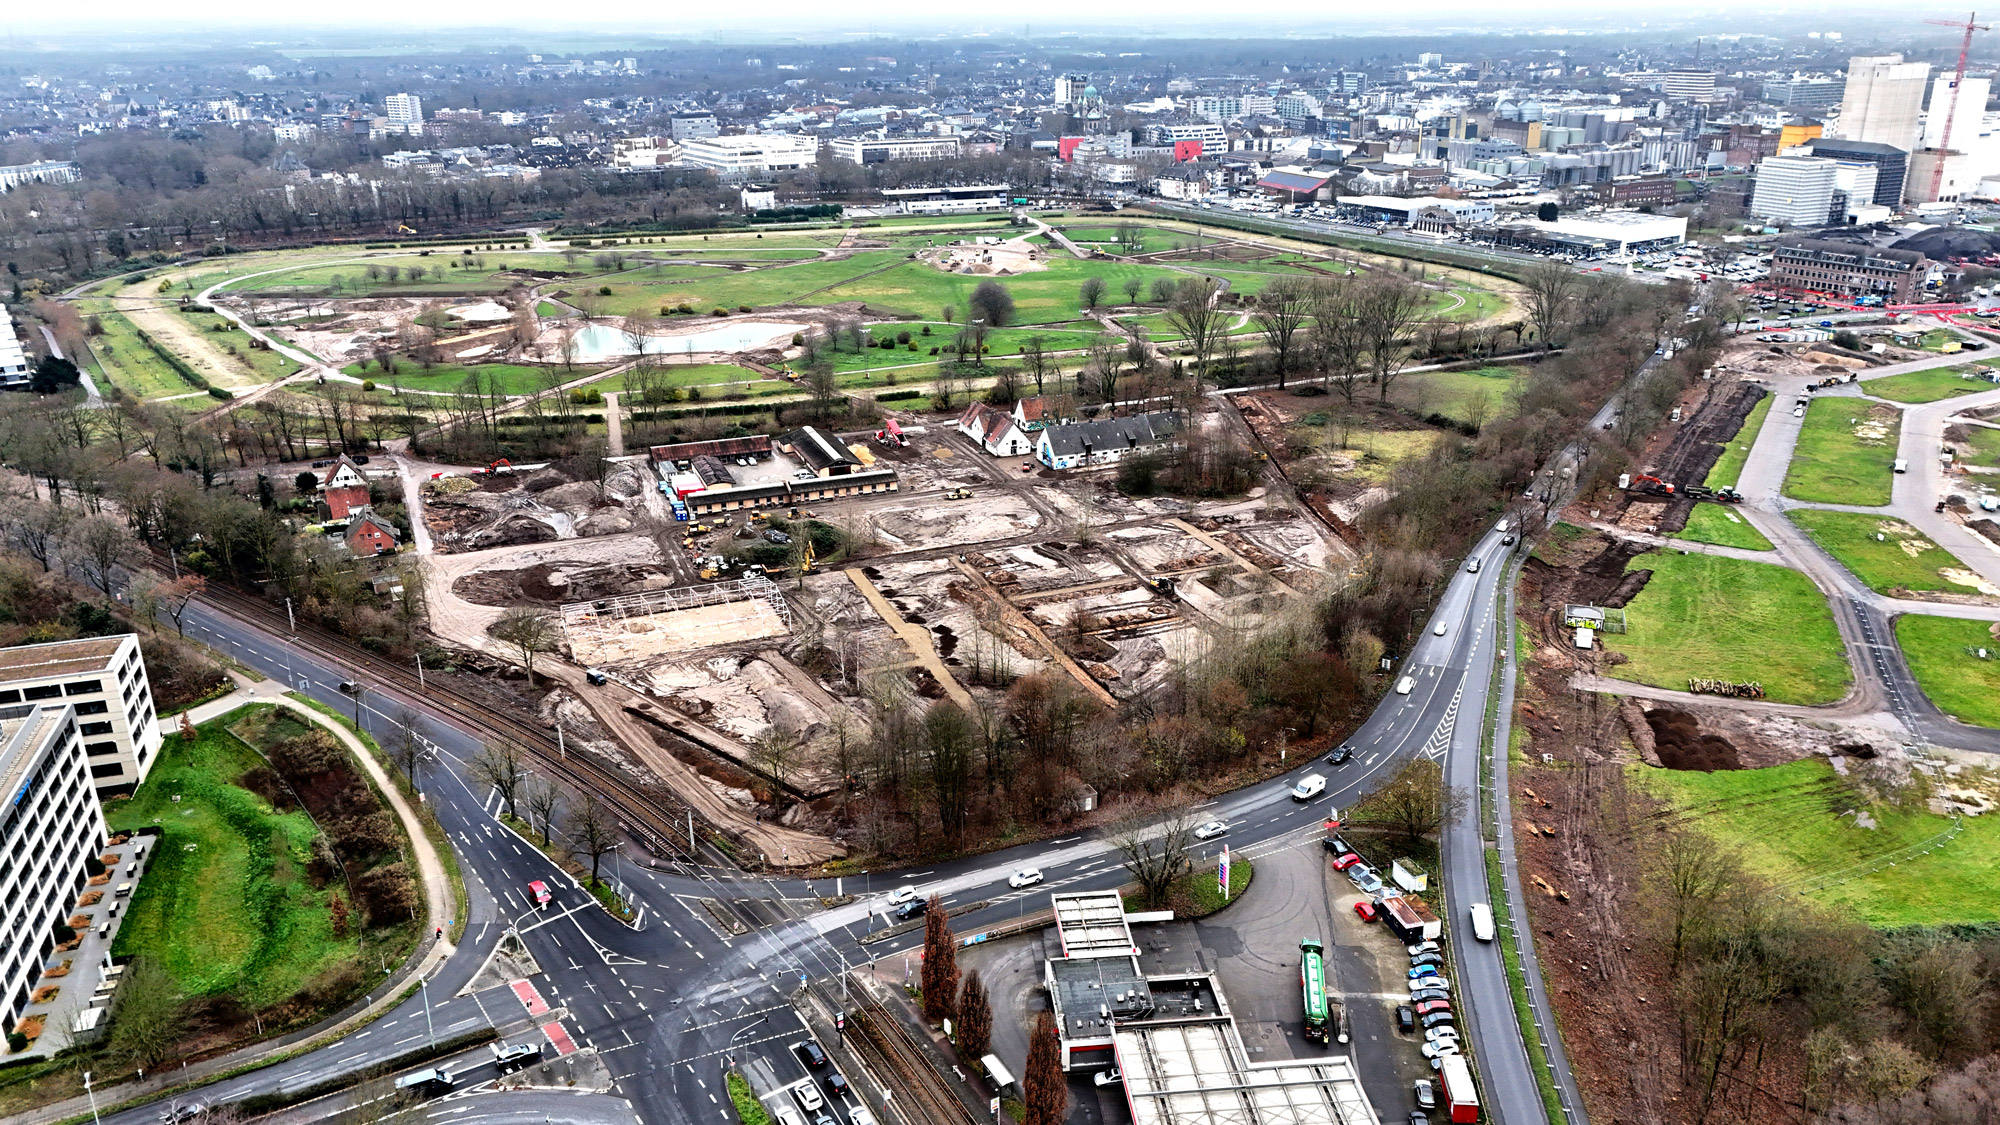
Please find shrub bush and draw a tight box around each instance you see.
[896,330,912,345]
[738,304,753,313]
[361,380,376,392]
[598,286,613,296]
[713,308,728,317]
[791,333,805,346]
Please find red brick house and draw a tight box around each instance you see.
[344,513,401,556]
[318,484,373,521]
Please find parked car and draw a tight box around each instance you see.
[794,1040,829,1070]
[1421,1040,1460,1060]
[823,1073,850,1099]
[1330,852,1362,871]
[1193,820,1229,841]
[1415,1000,1452,1017]
[1408,965,1445,980]
[1413,1079,1437,1109]
[1325,836,1353,856]
[1093,1069,1123,1088]
[1409,988,1449,1004]
[1407,941,1440,957]
[1008,868,1045,889]
[1424,1027,1460,1046]
[1325,744,1353,765]
[1353,901,1379,923]
[1420,1012,1457,1031]
[1396,1006,1415,1033]
[1409,977,1449,993]
[1410,1114,1431,1125]
[1411,953,1446,970]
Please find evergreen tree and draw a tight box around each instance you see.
[920,894,959,1026]
[957,970,993,1061]
[1024,1010,1067,1125]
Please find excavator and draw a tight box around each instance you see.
[1626,474,1677,496]
[1624,473,1744,504]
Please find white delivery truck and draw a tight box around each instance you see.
[1292,774,1327,801]
[1470,903,1496,942]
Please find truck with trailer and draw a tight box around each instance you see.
[1300,939,1331,1044]
[1439,1054,1480,1123]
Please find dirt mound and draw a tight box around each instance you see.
[1644,708,1742,771]
[453,561,675,607]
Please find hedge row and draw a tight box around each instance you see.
[131,327,217,393]
[875,389,924,402]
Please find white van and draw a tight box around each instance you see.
[1892,459,1909,473]
[1495,519,1510,533]
[1291,774,1327,801]
[1396,675,1416,695]
[1470,903,1496,942]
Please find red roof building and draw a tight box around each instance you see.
[318,484,374,521]
[344,513,401,556]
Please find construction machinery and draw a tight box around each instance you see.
[1925,13,1994,203]
[943,487,972,500]
[1624,473,1677,496]
[1148,576,1179,600]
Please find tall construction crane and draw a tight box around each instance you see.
[1925,11,1994,202]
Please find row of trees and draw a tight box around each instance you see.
[915,894,1065,1125]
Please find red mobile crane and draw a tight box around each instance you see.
[1926,13,1994,204]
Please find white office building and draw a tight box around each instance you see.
[1922,74,1993,150]
[0,161,82,192]
[1,310,28,389]
[1663,70,1718,101]
[0,701,107,1030]
[0,637,161,796]
[1838,55,1930,150]
[677,134,821,179]
[1752,155,1840,227]
[385,93,423,127]
[826,135,963,164]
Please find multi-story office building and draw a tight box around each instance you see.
[676,134,821,179]
[0,702,106,1030]
[384,93,422,127]
[1751,156,1840,227]
[1,310,28,389]
[668,112,719,142]
[1764,76,1847,109]
[1837,55,1930,150]
[1801,138,1909,206]
[826,135,963,164]
[1769,238,1928,302]
[1663,70,1718,101]
[0,637,160,797]
[1141,121,1229,149]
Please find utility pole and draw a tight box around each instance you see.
[415,650,425,689]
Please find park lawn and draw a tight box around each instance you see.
[1782,397,1901,505]
[1957,424,2000,469]
[173,308,304,383]
[340,361,584,396]
[586,363,771,394]
[1675,505,1774,551]
[219,251,576,296]
[593,250,914,317]
[1608,551,1850,704]
[815,256,1241,324]
[1637,757,2000,927]
[76,307,202,399]
[1862,366,1993,404]
[1788,509,1983,596]
[106,712,359,1006]
[1342,429,1442,486]
[1705,395,1774,489]
[1895,615,2000,728]
[1405,365,1524,425]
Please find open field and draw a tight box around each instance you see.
[1403,365,1525,425]
[106,713,359,1006]
[1862,366,1995,404]
[1894,614,2000,727]
[1637,758,2000,927]
[339,360,598,397]
[1956,424,2000,469]
[74,306,202,399]
[1788,509,1988,596]
[1675,505,1774,550]
[1782,397,1901,506]
[1608,551,1850,704]
[1704,394,1772,489]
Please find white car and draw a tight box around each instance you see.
[885,885,920,906]
[1421,1040,1461,1060]
[1193,820,1229,841]
[1409,977,1449,994]
[1407,941,1441,957]
[1425,1027,1461,1045]
[1093,1068,1123,1087]
[1008,868,1045,889]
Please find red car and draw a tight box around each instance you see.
[1331,852,1362,870]
[529,880,552,908]
[1415,1000,1452,1017]
[1353,901,1379,923]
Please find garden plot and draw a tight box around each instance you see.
[867,492,1043,550]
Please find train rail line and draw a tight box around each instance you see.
[848,1000,979,1125]
[185,572,706,863]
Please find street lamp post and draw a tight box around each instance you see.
[421,975,435,1047]
[82,1072,100,1125]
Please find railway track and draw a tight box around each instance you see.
[848,999,979,1125]
[184,571,705,863]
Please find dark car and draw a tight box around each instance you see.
[895,898,928,921]
[1325,744,1353,765]
[1321,836,1353,856]
[1410,988,1449,1004]
[1396,1006,1415,1033]
[1411,953,1446,969]
[1420,1012,1457,1031]
[794,1040,829,1069]
[824,1073,850,1098]
[352,454,372,465]
[1410,1113,1431,1125]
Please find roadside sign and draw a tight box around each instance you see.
[1218,845,1231,901]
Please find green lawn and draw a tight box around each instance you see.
[340,361,592,396]
[1405,365,1524,425]
[1782,397,1902,505]
[1608,551,1850,704]
[1675,505,1774,550]
[106,713,358,1006]
[218,251,579,296]
[1957,425,2000,469]
[1895,614,2000,728]
[1705,395,1773,489]
[174,307,304,383]
[1789,509,1985,596]
[1862,366,1996,404]
[587,362,771,394]
[74,307,200,399]
[1637,758,2000,927]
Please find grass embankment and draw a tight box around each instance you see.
[1676,506,1774,551]
[1637,758,2000,928]
[338,361,578,396]
[1893,615,2000,728]
[1862,366,1994,404]
[1485,847,1567,1123]
[1704,395,1773,489]
[1788,509,1985,596]
[1122,857,1253,918]
[1608,551,1850,704]
[107,713,361,1006]
[1782,398,1902,506]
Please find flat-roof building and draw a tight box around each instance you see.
[1769,237,1928,303]
[1751,156,1841,227]
[827,135,963,164]
[0,702,107,1030]
[678,134,820,179]
[0,310,29,389]
[0,637,161,796]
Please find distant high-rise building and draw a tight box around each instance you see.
[1663,70,1718,101]
[1750,155,1840,227]
[1922,73,1992,150]
[1836,55,1929,149]
[1053,75,1090,107]
[1417,52,1443,69]
[384,92,423,127]
[1763,75,1847,109]
[1802,137,1909,206]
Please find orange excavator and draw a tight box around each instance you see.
[1628,474,1676,496]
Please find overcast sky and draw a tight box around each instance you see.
[0,1,1919,40]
